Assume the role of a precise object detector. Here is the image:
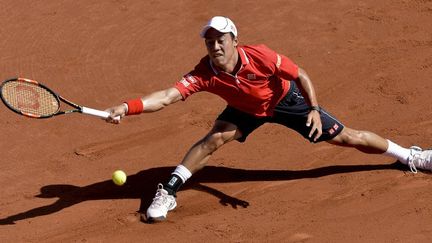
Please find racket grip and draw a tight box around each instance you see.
[81,107,120,121]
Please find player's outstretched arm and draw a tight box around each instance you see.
[141,87,183,112]
[105,87,182,123]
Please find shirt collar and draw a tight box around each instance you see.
[238,47,250,66]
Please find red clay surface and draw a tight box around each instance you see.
[1,0,432,242]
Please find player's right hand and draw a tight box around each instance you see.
[105,103,128,124]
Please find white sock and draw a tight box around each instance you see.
[384,140,411,164]
[172,165,192,183]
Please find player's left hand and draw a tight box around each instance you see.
[104,103,128,124]
[306,110,322,142]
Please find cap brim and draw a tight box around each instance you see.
[200,26,212,38]
[200,27,233,38]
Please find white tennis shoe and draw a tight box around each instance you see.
[146,183,177,222]
[408,146,432,173]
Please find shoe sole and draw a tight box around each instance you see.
[144,202,177,224]
[144,215,167,224]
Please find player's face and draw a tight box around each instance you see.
[204,29,238,69]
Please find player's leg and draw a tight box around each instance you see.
[180,120,242,173]
[327,127,388,153]
[145,120,241,222]
[146,106,266,222]
[328,127,432,173]
[162,120,242,197]
[273,81,432,173]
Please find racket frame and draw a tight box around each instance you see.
[0,77,113,119]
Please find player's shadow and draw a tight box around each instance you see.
[0,162,404,225]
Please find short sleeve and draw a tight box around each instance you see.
[174,73,203,100]
[275,53,299,80]
[250,45,299,80]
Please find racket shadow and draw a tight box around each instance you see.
[0,161,404,225]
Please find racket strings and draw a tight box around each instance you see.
[1,81,59,116]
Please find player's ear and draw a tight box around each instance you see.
[232,35,239,47]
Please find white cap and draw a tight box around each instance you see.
[200,16,238,38]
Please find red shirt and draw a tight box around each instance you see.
[174,45,299,117]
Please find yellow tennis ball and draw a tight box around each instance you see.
[112,170,127,186]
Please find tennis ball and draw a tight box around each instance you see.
[112,170,127,186]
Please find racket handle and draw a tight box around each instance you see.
[81,107,120,121]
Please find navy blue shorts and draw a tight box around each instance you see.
[216,81,344,143]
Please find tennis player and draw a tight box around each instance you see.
[105,16,432,222]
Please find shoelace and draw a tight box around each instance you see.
[151,190,168,207]
[409,150,432,173]
[409,154,420,173]
[150,186,175,208]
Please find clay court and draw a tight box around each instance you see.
[1,0,432,242]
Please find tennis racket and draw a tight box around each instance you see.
[0,77,118,120]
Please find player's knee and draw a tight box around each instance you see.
[339,128,367,145]
[202,132,227,152]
